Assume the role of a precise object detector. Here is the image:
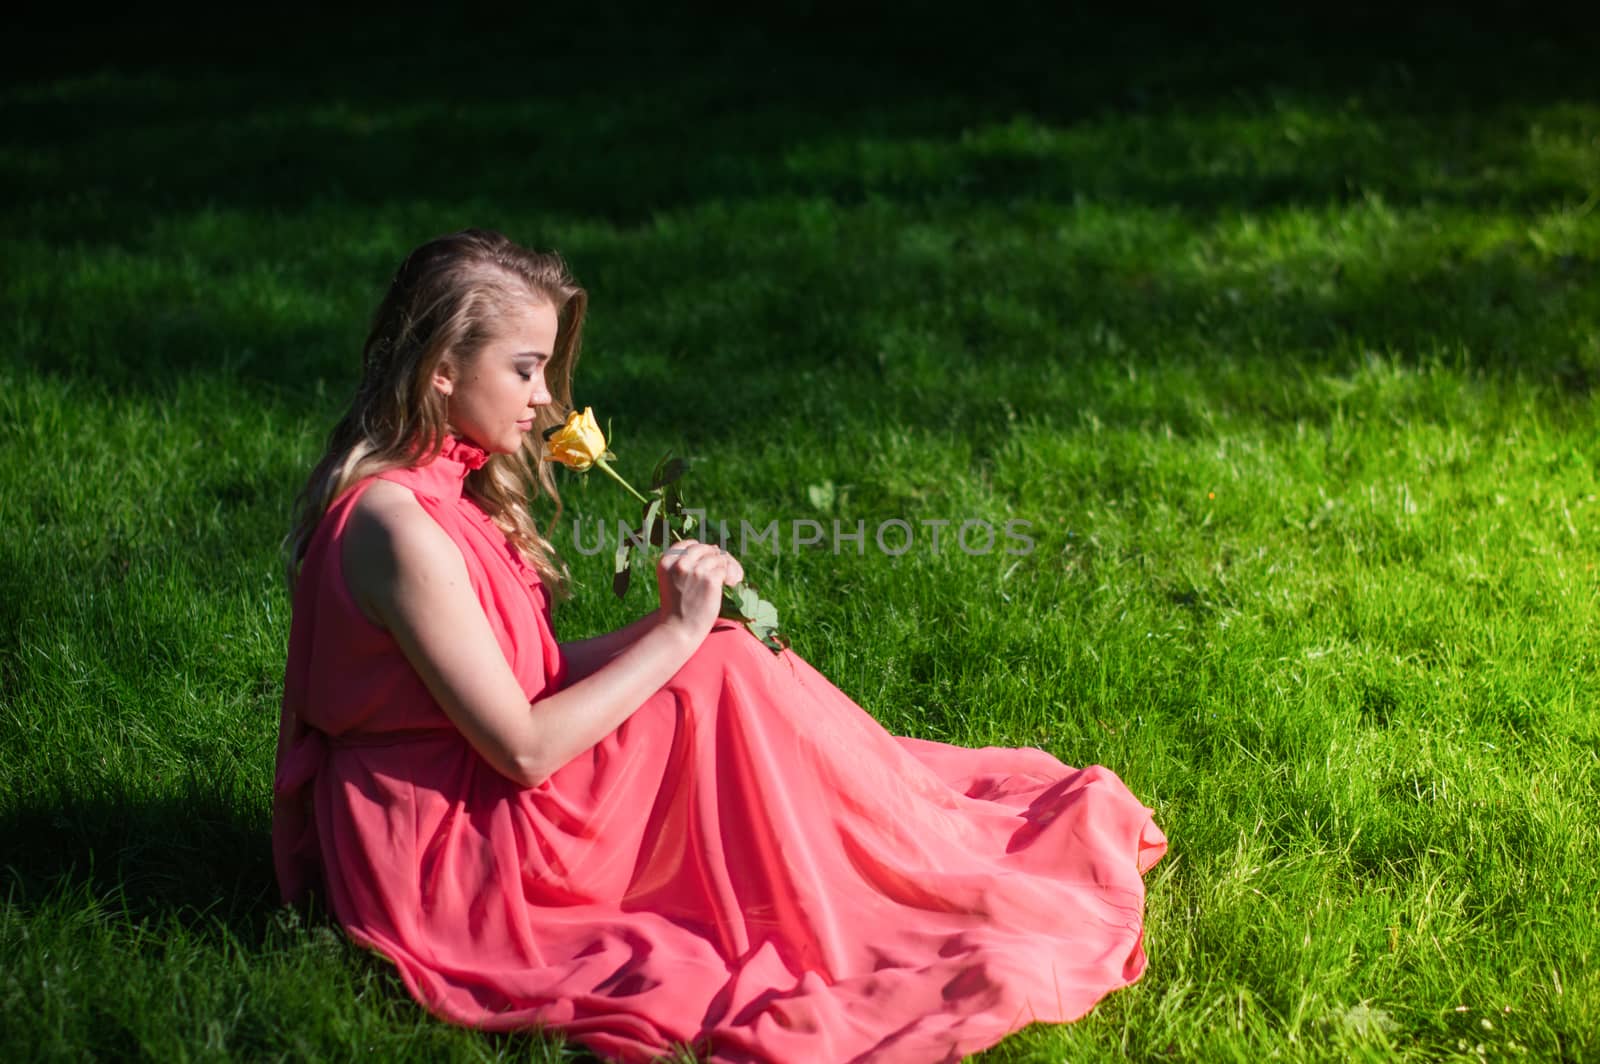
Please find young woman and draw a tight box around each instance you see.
[275,229,1166,1063]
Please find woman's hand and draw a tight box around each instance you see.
[656,539,744,641]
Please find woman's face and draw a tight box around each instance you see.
[436,300,559,454]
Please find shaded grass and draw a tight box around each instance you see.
[3,7,1599,1062]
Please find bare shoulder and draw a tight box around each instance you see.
[343,480,466,625]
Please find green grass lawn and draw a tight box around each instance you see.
[3,8,1598,1061]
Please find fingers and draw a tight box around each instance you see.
[656,544,718,588]
[658,545,745,602]
[660,541,740,573]
[660,537,703,559]
[696,547,742,587]
[659,541,722,570]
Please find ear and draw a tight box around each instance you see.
[431,360,455,398]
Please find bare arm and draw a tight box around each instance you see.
[560,611,664,683]
[343,481,743,787]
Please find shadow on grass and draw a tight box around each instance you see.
[7,7,1597,218]
[3,7,1597,434]
[0,789,609,1060]
[0,784,277,938]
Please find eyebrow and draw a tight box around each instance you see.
[511,351,551,362]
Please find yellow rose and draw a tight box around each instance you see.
[543,406,608,471]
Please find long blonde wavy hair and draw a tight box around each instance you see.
[285,229,586,597]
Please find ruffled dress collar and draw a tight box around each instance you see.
[436,435,490,474]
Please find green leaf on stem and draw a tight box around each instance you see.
[651,455,688,490]
[612,540,632,599]
[717,583,785,652]
[640,496,667,548]
[736,586,764,621]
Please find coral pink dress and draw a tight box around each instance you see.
[274,438,1167,1063]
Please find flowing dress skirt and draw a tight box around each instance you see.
[295,625,1166,1063]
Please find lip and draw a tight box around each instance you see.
[516,419,535,431]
